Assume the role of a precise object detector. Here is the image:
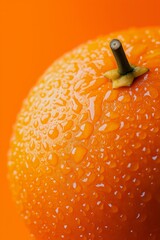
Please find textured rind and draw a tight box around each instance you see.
[9,28,160,240]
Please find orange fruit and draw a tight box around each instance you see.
[9,27,160,240]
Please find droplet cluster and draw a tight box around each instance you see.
[9,27,160,240]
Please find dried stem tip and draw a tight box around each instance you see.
[110,39,133,75]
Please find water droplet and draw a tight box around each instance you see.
[72,182,82,193]
[82,203,90,211]
[127,162,139,171]
[72,146,87,163]
[96,226,103,234]
[99,124,107,132]
[120,214,127,222]
[96,183,104,188]
[23,115,31,125]
[114,190,122,199]
[73,182,77,189]
[89,96,96,121]
[155,112,160,119]
[103,90,118,102]
[76,122,93,139]
[118,95,124,101]
[141,191,152,202]
[108,203,118,213]
[58,113,66,120]
[150,127,159,133]
[63,120,73,132]
[41,113,51,124]
[33,120,39,128]
[76,167,84,178]
[78,225,86,233]
[75,217,81,225]
[48,153,58,166]
[40,92,46,98]
[42,141,49,151]
[92,191,99,200]
[103,90,111,101]
[64,132,72,139]
[61,164,71,175]
[106,160,117,169]
[29,140,35,150]
[89,95,102,122]
[48,127,59,139]
[148,87,159,99]
[96,200,103,209]
[132,142,141,149]
[86,172,96,185]
[113,175,120,183]
[136,212,147,222]
[72,96,82,113]
[126,149,133,156]
[79,112,89,123]
[31,156,39,168]
[58,212,64,221]
[105,122,119,133]
[138,132,147,140]
[132,178,141,186]
[122,93,131,103]
[66,205,73,214]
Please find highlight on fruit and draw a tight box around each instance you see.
[104,39,149,88]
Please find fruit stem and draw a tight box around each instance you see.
[110,39,133,75]
[104,39,149,89]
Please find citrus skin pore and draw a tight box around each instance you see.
[9,28,160,240]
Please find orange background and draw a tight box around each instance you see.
[1,0,160,239]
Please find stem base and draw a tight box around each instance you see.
[104,65,149,89]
